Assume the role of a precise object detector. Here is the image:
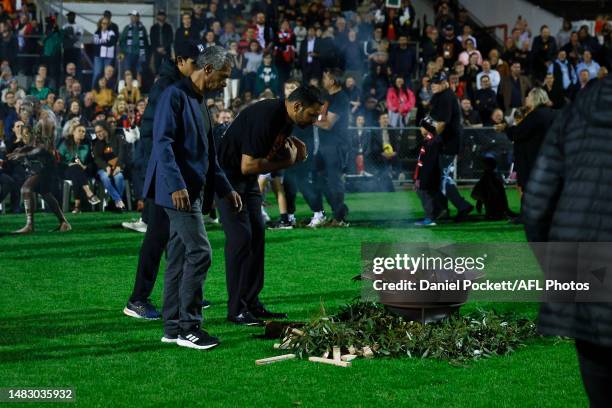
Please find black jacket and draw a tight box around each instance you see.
[505,106,556,188]
[0,33,18,67]
[298,36,321,66]
[140,60,181,141]
[150,22,174,55]
[523,76,612,346]
[389,45,417,79]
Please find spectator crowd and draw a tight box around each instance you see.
[0,0,611,215]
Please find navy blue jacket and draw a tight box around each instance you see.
[143,77,232,209]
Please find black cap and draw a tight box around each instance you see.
[445,24,454,31]
[157,10,166,16]
[66,11,75,17]
[431,71,448,84]
[175,40,205,60]
[420,116,437,134]
[103,10,112,17]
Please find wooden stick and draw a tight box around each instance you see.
[308,356,351,367]
[341,354,358,362]
[333,346,341,362]
[291,328,304,336]
[256,354,296,365]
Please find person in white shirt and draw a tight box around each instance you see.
[476,60,501,93]
[575,50,601,80]
[92,17,117,89]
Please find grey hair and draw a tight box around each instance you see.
[195,45,231,70]
[528,87,551,109]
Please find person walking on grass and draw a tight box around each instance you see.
[142,46,241,350]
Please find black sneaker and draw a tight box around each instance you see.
[227,311,264,326]
[454,204,474,223]
[123,300,161,320]
[267,219,294,230]
[202,299,212,309]
[176,329,220,350]
[250,305,287,319]
[434,208,449,221]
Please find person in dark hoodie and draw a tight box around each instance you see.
[523,75,612,408]
[122,40,207,320]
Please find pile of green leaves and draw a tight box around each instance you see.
[283,302,538,363]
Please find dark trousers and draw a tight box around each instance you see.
[163,198,211,335]
[417,189,437,219]
[576,340,612,408]
[283,155,321,214]
[312,146,349,220]
[439,154,471,212]
[217,180,265,317]
[134,137,153,200]
[128,198,170,302]
[0,173,20,211]
[64,165,89,202]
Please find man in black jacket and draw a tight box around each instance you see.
[523,76,612,408]
[149,10,174,75]
[123,41,207,320]
[429,71,473,221]
[474,75,499,126]
[530,25,558,82]
[389,35,417,84]
[299,27,322,84]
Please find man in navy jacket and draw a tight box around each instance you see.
[143,45,241,350]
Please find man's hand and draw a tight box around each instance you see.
[7,152,22,161]
[290,136,308,162]
[225,191,243,212]
[172,189,191,211]
[494,123,507,132]
[113,166,122,176]
[106,166,112,176]
[285,139,298,165]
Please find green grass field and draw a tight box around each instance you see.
[0,189,587,407]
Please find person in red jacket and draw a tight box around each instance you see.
[386,76,415,128]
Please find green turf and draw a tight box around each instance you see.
[0,189,587,407]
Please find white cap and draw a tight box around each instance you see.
[128,10,140,16]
